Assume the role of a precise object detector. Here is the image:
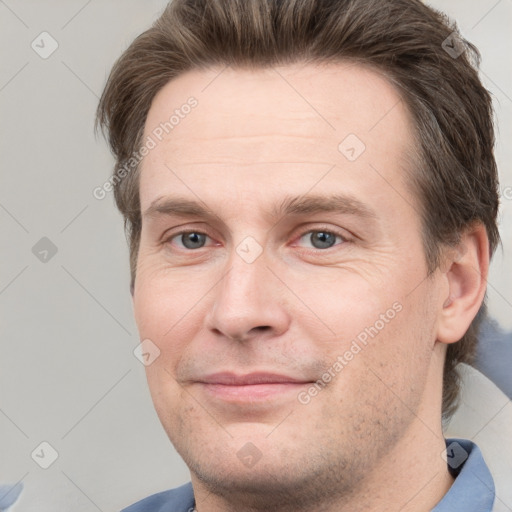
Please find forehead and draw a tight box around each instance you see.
[139,62,416,214]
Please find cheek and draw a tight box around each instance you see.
[132,264,223,409]
[133,260,212,339]
[289,268,391,341]
[304,268,434,385]
[134,291,198,365]
[358,286,437,403]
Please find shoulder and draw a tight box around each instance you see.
[121,482,195,512]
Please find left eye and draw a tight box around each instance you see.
[297,230,344,249]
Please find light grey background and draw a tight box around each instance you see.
[0,1,511,511]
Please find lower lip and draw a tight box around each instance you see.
[200,382,308,402]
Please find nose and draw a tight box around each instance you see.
[205,247,291,343]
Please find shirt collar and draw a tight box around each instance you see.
[432,438,495,512]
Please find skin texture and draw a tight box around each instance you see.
[132,62,489,511]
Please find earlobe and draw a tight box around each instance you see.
[436,223,489,345]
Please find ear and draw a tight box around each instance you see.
[436,223,490,345]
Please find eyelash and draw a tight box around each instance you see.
[163,226,348,252]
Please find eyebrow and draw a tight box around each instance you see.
[143,194,377,223]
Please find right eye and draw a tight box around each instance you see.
[165,231,212,250]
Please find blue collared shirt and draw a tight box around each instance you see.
[121,438,494,512]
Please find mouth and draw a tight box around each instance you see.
[195,372,313,402]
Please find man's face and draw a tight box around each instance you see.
[133,63,446,500]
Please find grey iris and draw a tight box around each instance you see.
[310,231,336,249]
[182,232,207,249]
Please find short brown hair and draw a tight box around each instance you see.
[96,0,500,419]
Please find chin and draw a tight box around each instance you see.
[187,453,355,511]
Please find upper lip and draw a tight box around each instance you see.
[196,372,311,386]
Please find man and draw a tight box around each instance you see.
[96,0,500,510]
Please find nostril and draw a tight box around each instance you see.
[253,326,271,333]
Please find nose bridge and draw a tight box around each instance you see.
[218,225,270,301]
[218,245,269,314]
[206,242,289,341]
